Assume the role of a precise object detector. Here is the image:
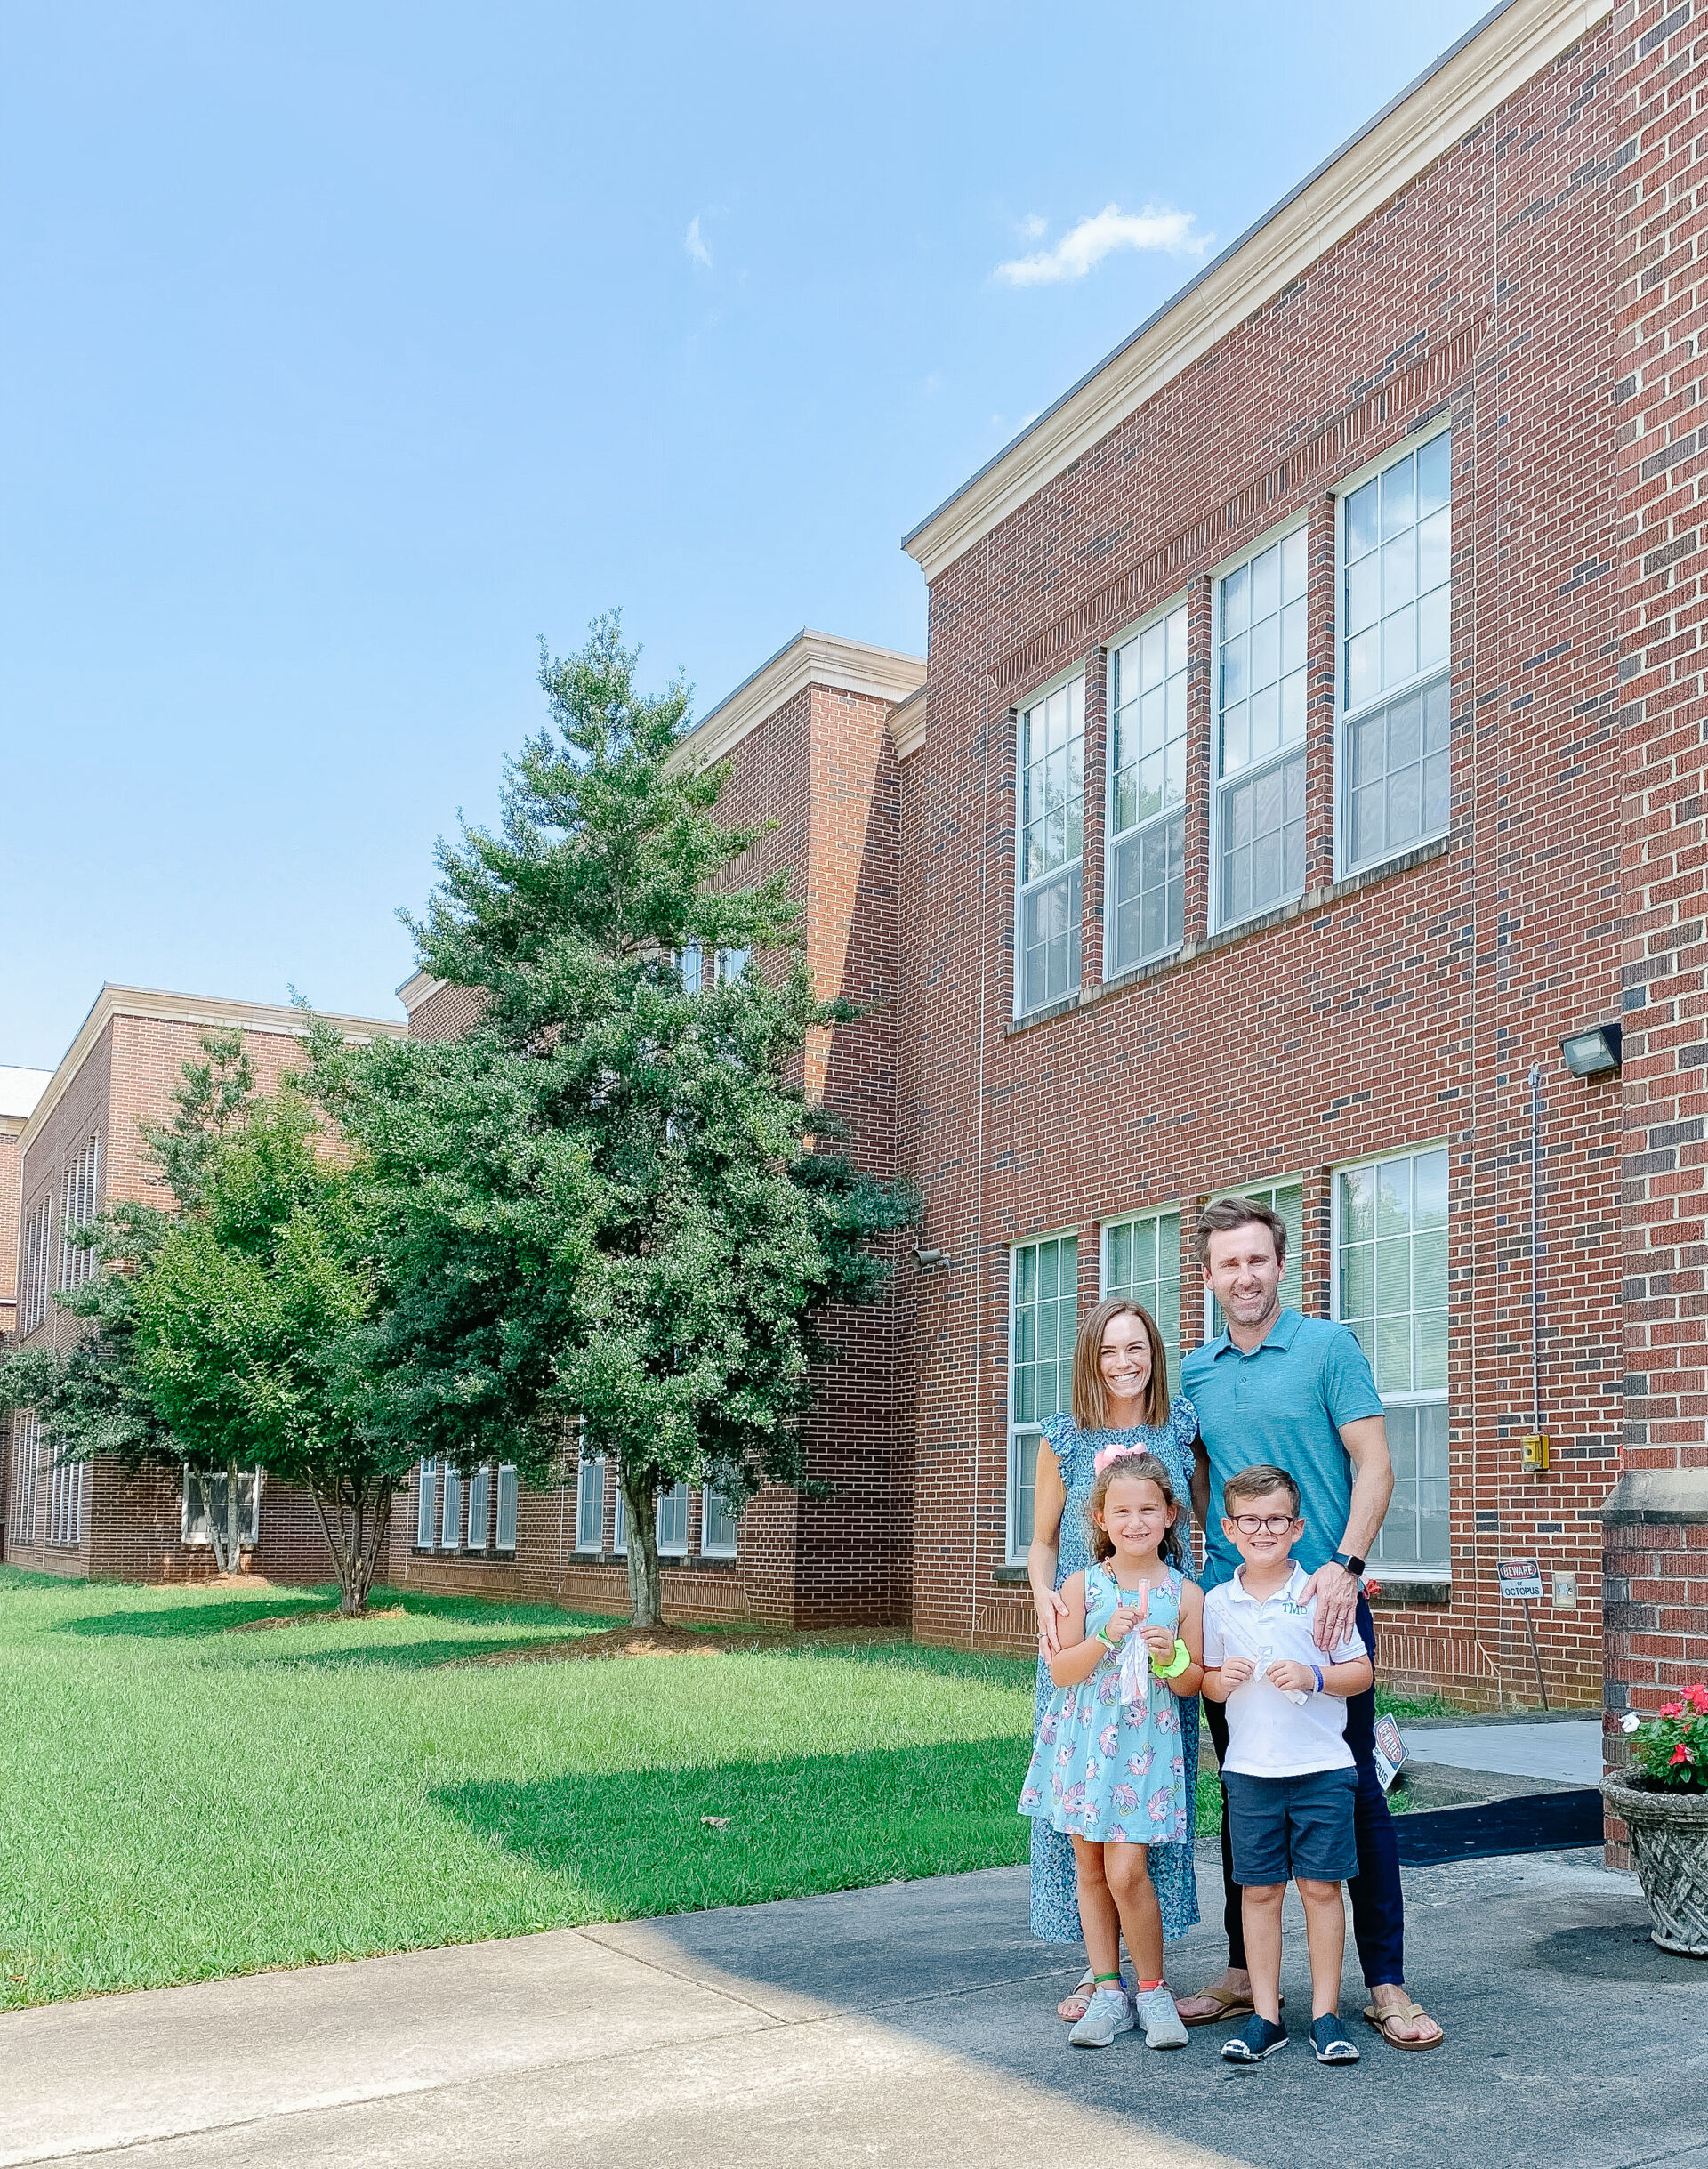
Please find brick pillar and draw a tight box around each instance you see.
[1608,0,1708,1861]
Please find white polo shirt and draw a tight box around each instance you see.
[1202,1562,1369,1778]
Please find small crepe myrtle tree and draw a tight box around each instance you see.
[317,613,914,1626]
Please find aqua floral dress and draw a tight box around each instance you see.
[1019,1564,1192,1844]
[1028,1402,1201,1946]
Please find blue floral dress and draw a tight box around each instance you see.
[1019,1565,1192,1844]
[1028,1401,1201,1946]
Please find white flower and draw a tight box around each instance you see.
[1620,1711,1641,1734]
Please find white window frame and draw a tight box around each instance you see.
[415,1459,438,1550]
[1014,665,1085,1019]
[1106,597,1189,975]
[495,1463,519,1551]
[657,1481,689,1557]
[9,1412,41,1547]
[1100,1205,1183,1391]
[60,1134,100,1293]
[20,1199,52,1336]
[612,1485,626,1556]
[1334,422,1453,881]
[700,1485,738,1558]
[181,1466,262,1549]
[466,1462,490,1552]
[1329,1141,1450,1580]
[1202,1177,1306,1338]
[1211,516,1310,933]
[46,1447,84,1549]
[575,1456,605,1552]
[1006,1227,1079,1563]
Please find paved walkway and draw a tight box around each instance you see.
[3,1847,1703,2169]
[1402,1719,1603,1785]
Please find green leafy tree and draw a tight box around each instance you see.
[318,612,915,1624]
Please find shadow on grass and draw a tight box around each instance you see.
[432,1735,1035,1919]
[57,1591,338,1639]
[57,1584,616,1643]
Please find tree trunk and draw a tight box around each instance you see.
[307,1475,395,1617]
[620,1465,662,1626]
[193,1466,233,1575]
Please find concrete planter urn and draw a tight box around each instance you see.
[1601,1772,1708,1957]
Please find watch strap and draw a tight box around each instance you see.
[1333,1550,1366,1576]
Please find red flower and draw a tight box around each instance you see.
[1364,1578,1382,1597]
[1661,1702,1684,1719]
[1685,1684,1708,1713]
[1670,1743,1696,1766]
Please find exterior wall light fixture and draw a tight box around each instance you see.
[914,1244,950,1270]
[1559,1023,1622,1079]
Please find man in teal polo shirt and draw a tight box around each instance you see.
[1173,1196,1443,2051]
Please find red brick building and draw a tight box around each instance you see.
[2,987,406,1582]
[0,1068,52,1355]
[897,0,1640,1709]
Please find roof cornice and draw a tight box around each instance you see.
[396,970,449,1013]
[20,985,408,1157]
[902,0,1610,583]
[671,629,926,772]
[888,683,929,760]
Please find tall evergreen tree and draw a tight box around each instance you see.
[320,614,914,1623]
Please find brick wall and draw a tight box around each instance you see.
[1604,0,1708,1858]
[904,16,1628,1703]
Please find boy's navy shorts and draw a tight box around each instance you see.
[1222,1765,1358,1885]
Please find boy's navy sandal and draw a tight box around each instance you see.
[1309,2014,1360,2064]
[1221,2014,1288,2064]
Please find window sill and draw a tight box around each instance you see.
[567,1550,738,1571]
[1368,1573,1451,1606]
[993,1562,1031,1586]
[1004,835,1452,1040]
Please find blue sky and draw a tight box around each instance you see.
[4,0,1492,1068]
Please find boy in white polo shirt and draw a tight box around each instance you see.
[1202,1463,1374,2068]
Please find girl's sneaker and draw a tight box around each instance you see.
[1136,1986,1188,2049]
[1068,1985,1135,2048]
[1221,2013,1288,2064]
[1309,2013,1359,2064]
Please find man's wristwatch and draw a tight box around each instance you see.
[1331,1550,1366,1576]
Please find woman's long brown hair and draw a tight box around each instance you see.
[1071,1295,1172,1432]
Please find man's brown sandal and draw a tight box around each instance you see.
[1362,1998,1443,2051]
[1179,1988,1282,2028]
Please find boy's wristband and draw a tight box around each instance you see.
[1150,1636,1192,1680]
[1311,1665,1325,1693]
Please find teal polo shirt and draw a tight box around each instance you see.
[1180,1309,1385,1591]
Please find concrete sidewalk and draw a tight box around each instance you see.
[4,1846,1704,2169]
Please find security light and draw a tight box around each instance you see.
[1559,1023,1622,1079]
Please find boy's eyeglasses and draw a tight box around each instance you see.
[1230,1513,1297,1535]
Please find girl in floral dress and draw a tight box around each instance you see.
[1019,1449,1204,2048]
[1025,1297,1202,2021]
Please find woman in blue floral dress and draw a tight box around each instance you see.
[1024,1296,1201,2020]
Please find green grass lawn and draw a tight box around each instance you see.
[0,1568,1041,2009]
[0,1568,1465,2009]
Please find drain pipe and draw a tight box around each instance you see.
[1525,1060,1549,1713]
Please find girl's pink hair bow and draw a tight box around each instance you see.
[1092,1444,1150,1473]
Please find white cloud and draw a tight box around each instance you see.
[1019,213,1048,240]
[994,204,1209,286]
[684,215,713,270]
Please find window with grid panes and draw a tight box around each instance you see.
[1103,1209,1181,1391]
[441,1465,463,1550]
[466,1463,490,1550]
[20,1200,51,1335]
[1335,1148,1448,1569]
[1108,604,1187,971]
[415,1460,438,1549]
[1217,528,1308,924]
[1016,678,1084,1014]
[10,1413,40,1546]
[1206,1182,1304,1337]
[182,1468,261,1547]
[47,1447,83,1548]
[60,1135,100,1291]
[575,1457,604,1551]
[1341,431,1451,871]
[1007,1233,1077,1560]
[701,1487,738,1556]
[496,1464,518,1550]
[657,1482,689,1555]
[613,1486,627,1555]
